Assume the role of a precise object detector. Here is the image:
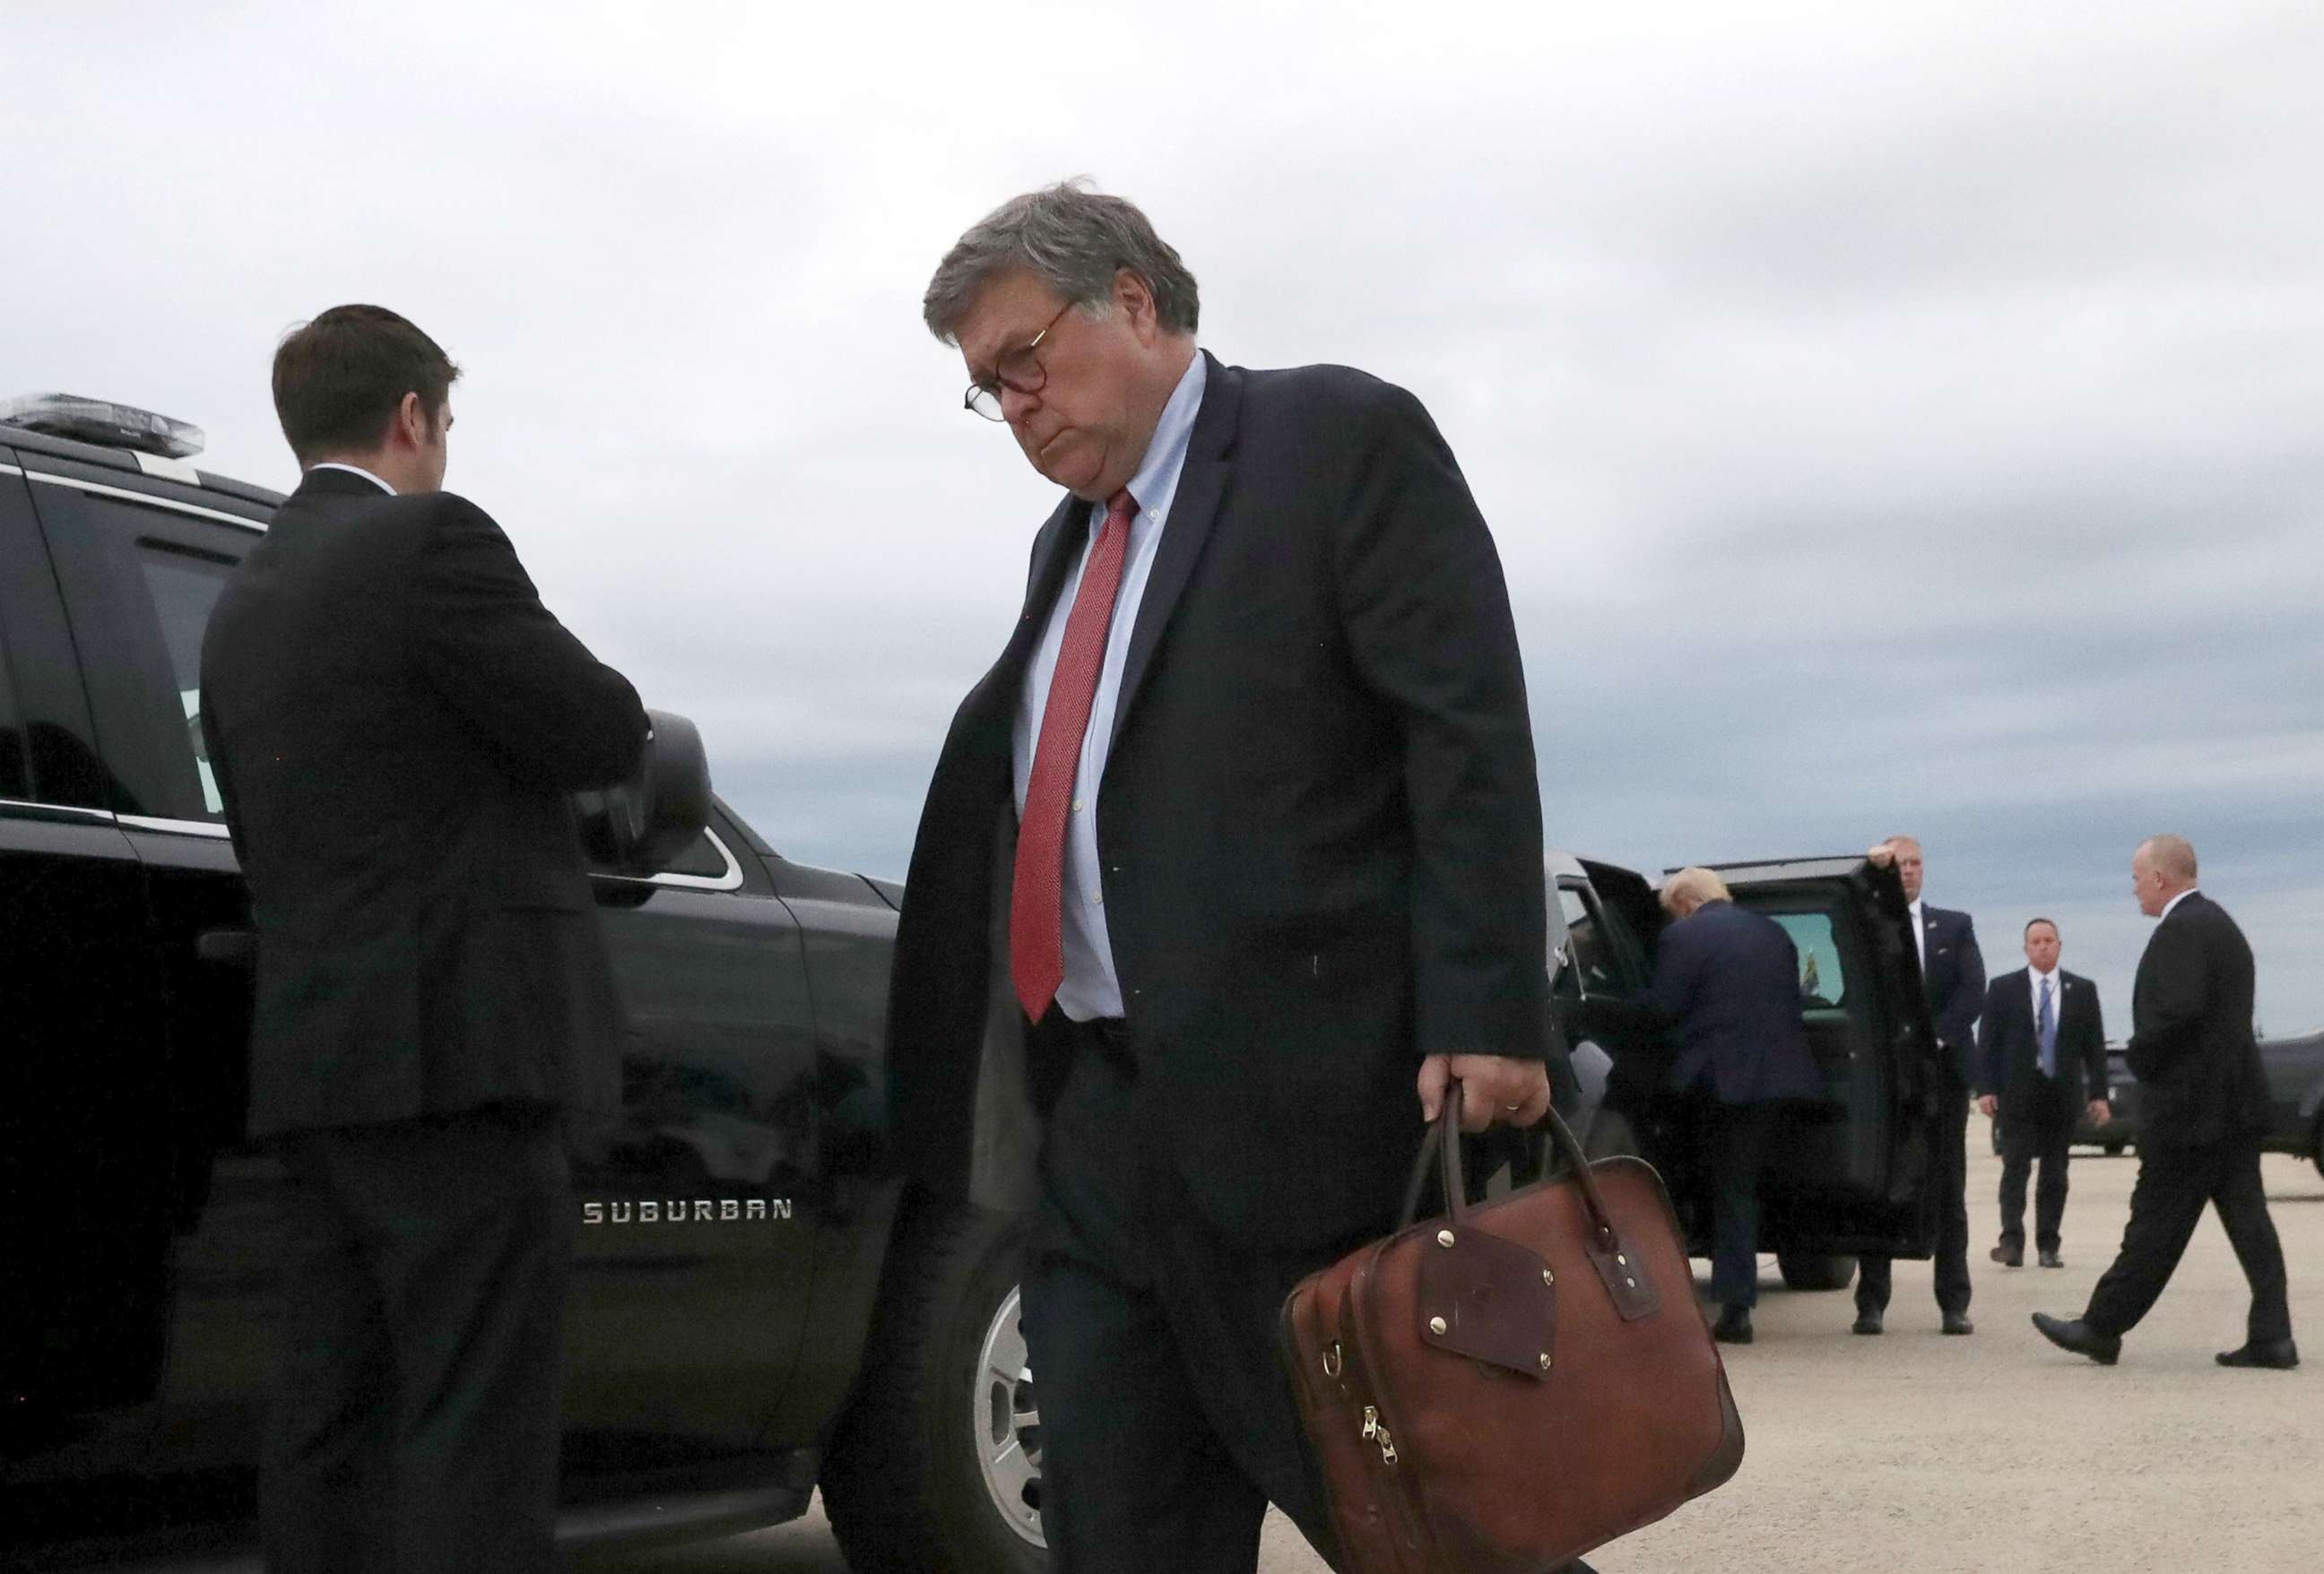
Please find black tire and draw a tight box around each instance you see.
[1777,1251,1856,1292]
[2311,1113,2324,1183]
[823,1201,1045,1574]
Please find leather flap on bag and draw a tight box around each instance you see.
[1583,1218,1661,1321]
[1416,1224,1557,1378]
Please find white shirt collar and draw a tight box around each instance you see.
[1096,350,1205,533]
[308,462,396,495]
[2161,887,2198,921]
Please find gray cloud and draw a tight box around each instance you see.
[5,0,2316,1031]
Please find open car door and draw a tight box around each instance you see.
[1715,855,1942,1259]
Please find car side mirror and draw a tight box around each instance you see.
[575,709,713,876]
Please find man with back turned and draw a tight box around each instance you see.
[2034,835,2296,1369]
[200,305,648,1570]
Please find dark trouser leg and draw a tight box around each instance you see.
[2208,1141,2294,1345]
[1707,1103,1773,1310]
[372,1110,571,1574]
[1854,1252,1891,1318]
[264,1109,569,1574]
[1930,1087,1972,1315]
[2084,1146,2214,1338]
[1021,1037,1274,1574]
[1997,1106,2037,1253]
[263,1138,396,1574]
[2031,1097,2073,1255]
[1862,1084,1971,1316]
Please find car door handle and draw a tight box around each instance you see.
[196,928,256,968]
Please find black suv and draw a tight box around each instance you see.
[1,396,1942,1570]
[0,398,1036,1572]
[1549,850,1944,1291]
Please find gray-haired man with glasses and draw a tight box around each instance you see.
[882,181,1589,1572]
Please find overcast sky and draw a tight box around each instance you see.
[7,1,2320,1033]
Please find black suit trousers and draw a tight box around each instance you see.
[1998,1081,2075,1254]
[1020,1023,1596,1574]
[1020,1025,1339,1574]
[1860,1080,1972,1319]
[2084,1138,2292,1345]
[1695,1099,1778,1310]
[263,1106,572,1574]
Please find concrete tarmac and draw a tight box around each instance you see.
[620,1119,2323,1573]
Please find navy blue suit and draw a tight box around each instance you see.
[1650,900,1823,1308]
[1979,967,2105,1256]
[1651,900,1824,1106]
[1859,901,1985,1322]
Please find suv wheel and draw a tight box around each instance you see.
[2312,1112,2324,1183]
[1776,1251,1856,1292]
[823,1202,1045,1574]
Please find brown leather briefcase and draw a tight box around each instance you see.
[1279,1083,1743,1572]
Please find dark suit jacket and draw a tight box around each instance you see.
[200,469,647,1138]
[887,353,1548,1252]
[1647,900,1824,1106]
[1916,904,1986,1085]
[1976,967,2106,1114]
[2125,892,2268,1149]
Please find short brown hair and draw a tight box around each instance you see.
[272,305,460,463]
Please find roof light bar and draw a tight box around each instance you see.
[0,393,206,459]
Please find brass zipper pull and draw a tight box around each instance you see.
[1360,1405,1398,1465]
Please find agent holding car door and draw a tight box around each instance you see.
[201,305,648,1573]
[1856,835,1985,1337]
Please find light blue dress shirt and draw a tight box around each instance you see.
[1012,350,1208,1021]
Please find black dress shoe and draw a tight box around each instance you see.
[2032,1311,2120,1365]
[1713,1307,1754,1345]
[2216,1338,2299,1370]
[1942,1312,1974,1336]
[1990,1243,2023,1267]
[2039,1250,2064,1268]
[1851,1311,1883,1336]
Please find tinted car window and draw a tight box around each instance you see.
[134,543,233,817]
[0,640,26,801]
[1556,884,1624,997]
[1768,910,1848,1013]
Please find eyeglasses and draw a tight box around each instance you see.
[963,300,1073,420]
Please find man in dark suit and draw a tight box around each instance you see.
[1856,835,1984,1336]
[200,305,649,1571]
[1975,918,2112,1267]
[890,183,1572,1573]
[1650,868,1825,1345]
[2034,836,2296,1369]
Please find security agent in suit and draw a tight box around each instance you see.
[199,306,648,1571]
[1648,869,1825,1345]
[1855,835,1985,1336]
[1975,919,2112,1267]
[889,185,1584,1574]
[2034,836,2296,1369]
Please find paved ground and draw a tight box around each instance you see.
[613,1120,2324,1573]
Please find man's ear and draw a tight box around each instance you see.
[1115,268,1158,342]
[395,391,427,449]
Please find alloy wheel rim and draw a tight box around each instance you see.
[972,1284,1045,1547]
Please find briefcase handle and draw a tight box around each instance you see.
[1400,1081,1626,1259]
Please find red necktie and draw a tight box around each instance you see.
[1011,489,1136,1021]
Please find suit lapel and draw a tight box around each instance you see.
[956,493,1085,745]
[1109,351,1241,752]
